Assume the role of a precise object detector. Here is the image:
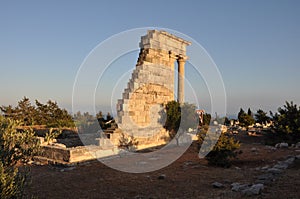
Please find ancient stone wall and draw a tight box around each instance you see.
[116,30,191,146]
[38,145,119,164]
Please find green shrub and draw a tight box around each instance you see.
[0,116,39,198]
[118,133,139,151]
[198,129,240,167]
[268,101,300,144]
[0,162,26,199]
[44,128,62,144]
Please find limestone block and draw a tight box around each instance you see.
[117,30,190,142]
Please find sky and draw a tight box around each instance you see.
[0,0,300,117]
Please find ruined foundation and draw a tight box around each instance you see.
[34,30,192,165]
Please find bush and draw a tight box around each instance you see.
[0,162,26,199]
[44,128,62,144]
[118,133,139,152]
[198,129,240,167]
[0,116,39,198]
[268,101,300,144]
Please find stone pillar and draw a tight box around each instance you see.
[177,56,185,104]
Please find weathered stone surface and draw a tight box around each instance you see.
[273,162,289,170]
[256,173,275,184]
[275,142,289,148]
[231,183,249,192]
[51,143,67,148]
[265,145,276,151]
[242,184,264,196]
[284,157,295,165]
[39,144,120,164]
[212,182,224,188]
[116,30,191,147]
[267,168,282,174]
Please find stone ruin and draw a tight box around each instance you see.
[34,30,192,165]
[113,30,191,148]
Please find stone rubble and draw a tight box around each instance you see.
[231,183,250,192]
[241,184,264,196]
[275,142,289,148]
[212,182,224,188]
[230,155,298,196]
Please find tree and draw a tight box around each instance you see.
[164,101,198,144]
[42,100,74,127]
[1,98,75,128]
[239,114,255,129]
[247,108,253,117]
[96,111,105,129]
[180,103,198,131]
[0,105,17,119]
[1,97,37,125]
[164,101,181,137]
[272,101,300,138]
[255,109,270,124]
[238,108,255,129]
[224,117,231,126]
[73,111,99,134]
[238,108,245,120]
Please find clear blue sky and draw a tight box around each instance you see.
[1,0,300,116]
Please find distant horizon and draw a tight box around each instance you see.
[1,1,299,118]
[0,95,290,120]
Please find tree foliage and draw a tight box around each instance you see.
[224,117,231,126]
[198,130,240,167]
[0,116,39,198]
[73,111,116,134]
[44,128,62,144]
[0,97,74,128]
[247,108,253,117]
[164,101,198,139]
[255,109,270,124]
[272,101,300,141]
[238,108,255,128]
[238,108,245,120]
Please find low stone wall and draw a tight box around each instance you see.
[40,145,119,164]
[41,145,71,162]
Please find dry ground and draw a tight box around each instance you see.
[24,132,300,199]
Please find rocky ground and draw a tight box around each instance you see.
[24,132,300,199]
